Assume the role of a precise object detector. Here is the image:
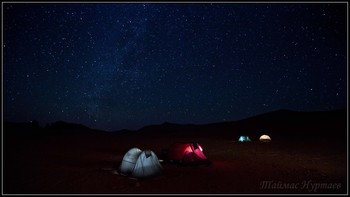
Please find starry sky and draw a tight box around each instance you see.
[3,3,347,131]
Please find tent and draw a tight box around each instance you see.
[259,134,271,142]
[238,136,252,142]
[119,147,162,178]
[167,142,209,165]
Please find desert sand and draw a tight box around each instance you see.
[3,109,347,194]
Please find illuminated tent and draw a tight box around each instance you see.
[238,136,252,142]
[259,134,271,142]
[167,142,209,165]
[119,147,162,178]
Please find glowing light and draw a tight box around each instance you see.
[184,146,193,153]
[198,145,203,152]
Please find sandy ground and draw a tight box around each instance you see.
[3,130,347,194]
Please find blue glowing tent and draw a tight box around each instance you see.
[238,136,252,142]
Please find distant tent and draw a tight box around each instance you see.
[119,147,162,178]
[259,134,271,142]
[238,136,252,142]
[167,142,210,165]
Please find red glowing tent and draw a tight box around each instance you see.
[167,142,209,165]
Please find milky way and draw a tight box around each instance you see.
[3,3,347,131]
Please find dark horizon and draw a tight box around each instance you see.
[3,107,347,132]
[3,3,347,131]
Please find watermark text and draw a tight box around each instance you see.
[260,180,342,192]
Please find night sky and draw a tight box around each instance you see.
[3,3,347,131]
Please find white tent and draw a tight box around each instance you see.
[119,147,142,175]
[259,134,272,142]
[119,148,162,178]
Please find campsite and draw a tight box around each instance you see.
[3,109,347,194]
[3,2,347,194]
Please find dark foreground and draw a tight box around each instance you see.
[3,127,347,194]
